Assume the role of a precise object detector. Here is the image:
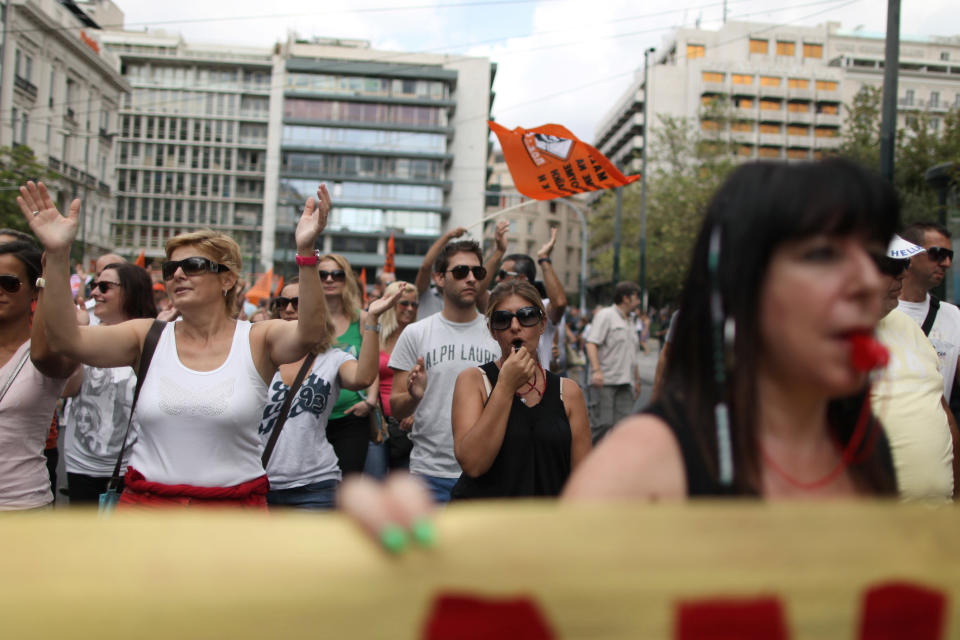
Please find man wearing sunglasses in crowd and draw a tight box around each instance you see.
[871,235,959,501]
[584,281,643,443]
[898,223,960,421]
[492,226,568,374]
[389,240,500,503]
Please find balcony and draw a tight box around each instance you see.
[734,107,756,119]
[786,111,814,125]
[759,133,786,146]
[731,130,756,144]
[98,181,111,195]
[14,75,38,100]
[758,108,785,121]
[787,87,814,101]
[758,85,786,99]
[48,156,62,172]
[815,112,841,126]
[64,108,78,126]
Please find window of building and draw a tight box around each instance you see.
[904,89,915,105]
[738,145,753,157]
[776,41,795,56]
[814,127,838,138]
[931,118,940,132]
[758,123,781,134]
[787,148,809,160]
[758,146,781,158]
[802,43,823,59]
[815,80,838,91]
[941,52,950,61]
[701,120,721,131]
[48,68,55,107]
[816,103,839,115]
[749,38,768,54]
[731,121,754,132]
[702,72,725,83]
[11,108,18,145]
[759,99,781,110]
[955,94,960,108]
[788,78,809,89]
[787,125,809,136]
[732,74,754,85]
[687,44,705,59]
[760,76,781,87]
[930,91,940,108]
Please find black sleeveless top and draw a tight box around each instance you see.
[451,362,572,500]
[644,402,898,497]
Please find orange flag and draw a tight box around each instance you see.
[488,121,640,200]
[384,234,396,275]
[359,267,368,307]
[134,250,146,268]
[245,268,273,306]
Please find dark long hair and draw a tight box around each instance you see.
[661,158,899,496]
[101,263,157,320]
[0,241,42,289]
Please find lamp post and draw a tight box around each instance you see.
[482,190,589,317]
[639,46,655,309]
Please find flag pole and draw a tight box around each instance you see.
[465,199,538,231]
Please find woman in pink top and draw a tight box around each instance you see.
[0,240,76,510]
[18,180,333,508]
[378,281,419,471]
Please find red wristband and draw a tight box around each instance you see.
[295,251,319,266]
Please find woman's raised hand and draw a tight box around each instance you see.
[294,184,332,252]
[367,281,407,319]
[17,181,80,253]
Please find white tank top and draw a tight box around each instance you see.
[130,321,267,487]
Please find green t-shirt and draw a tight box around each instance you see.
[330,318,363,420]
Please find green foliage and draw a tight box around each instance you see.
[590,106,737,305]
[836,87,960,225]
[0,145,52,233]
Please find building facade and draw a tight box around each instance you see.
[595,21,960,173]
[0,0,128,259]
[264,36,494,280]
[100,29,272,275]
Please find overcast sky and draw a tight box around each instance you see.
[111,0,960,142]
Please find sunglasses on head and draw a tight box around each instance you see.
[490,306,542,331]
[497,269,520,280]
[0,274,22,293]
[318,269,347,282]
[92,280,122,294]
[927,246,954,263]
[272,296,299,311]
[872,255,910,277]
[161,256,230,280]
[445,265,487,280]
[397,300,419,308]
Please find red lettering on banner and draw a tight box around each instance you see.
[423,593,554,640]
[675,596,789,640]
[858,582,947,640]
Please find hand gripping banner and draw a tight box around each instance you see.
[489,121,640,200]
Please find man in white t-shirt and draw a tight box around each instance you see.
[897,223,960,404]
[390,240,500,503]
[873,235,957,501]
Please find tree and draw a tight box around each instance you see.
[0,145,53,233]
[590,100,737,305]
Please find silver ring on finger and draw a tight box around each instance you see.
[31,210,40,216]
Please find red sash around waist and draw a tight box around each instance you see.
[118,467,269,509]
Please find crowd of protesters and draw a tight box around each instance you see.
[2,158,959,523]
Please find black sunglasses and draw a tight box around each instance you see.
[0,274,22,293]
[161,257,230,280]
[318,269,347,282]
[397,300,419,308]
[872,255,909,277]
[273,296,299,311]
[446,265,487,280]
[490,306,542,331]
[93,281,122,294]
[927,246,954,263]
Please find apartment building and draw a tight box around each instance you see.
[100,29,273,273]
[0,0,128,258]
[485,151,586,302]
[596,21,960,173]
[264,36,495,279]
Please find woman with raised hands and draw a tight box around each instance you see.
[260,278,405,509]
[18,180,332,508]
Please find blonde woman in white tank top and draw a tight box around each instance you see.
[19,181,338,507]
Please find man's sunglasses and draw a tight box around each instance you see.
[397,300,419,308]
[92,281,122,294]
[927,246,954,263]
[872,255,909,277]
[445,265,487,280]
[319,269,347,282]
[0,274,22,293]
[490,306,542,331]
[497,269,520,280]
[273,296,299,311]
[161,257,230,280]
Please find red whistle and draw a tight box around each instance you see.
[849,332,889,372]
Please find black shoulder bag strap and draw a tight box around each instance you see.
[105,319,166,493]
[261,353,317,468]
[921,295,941,337]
